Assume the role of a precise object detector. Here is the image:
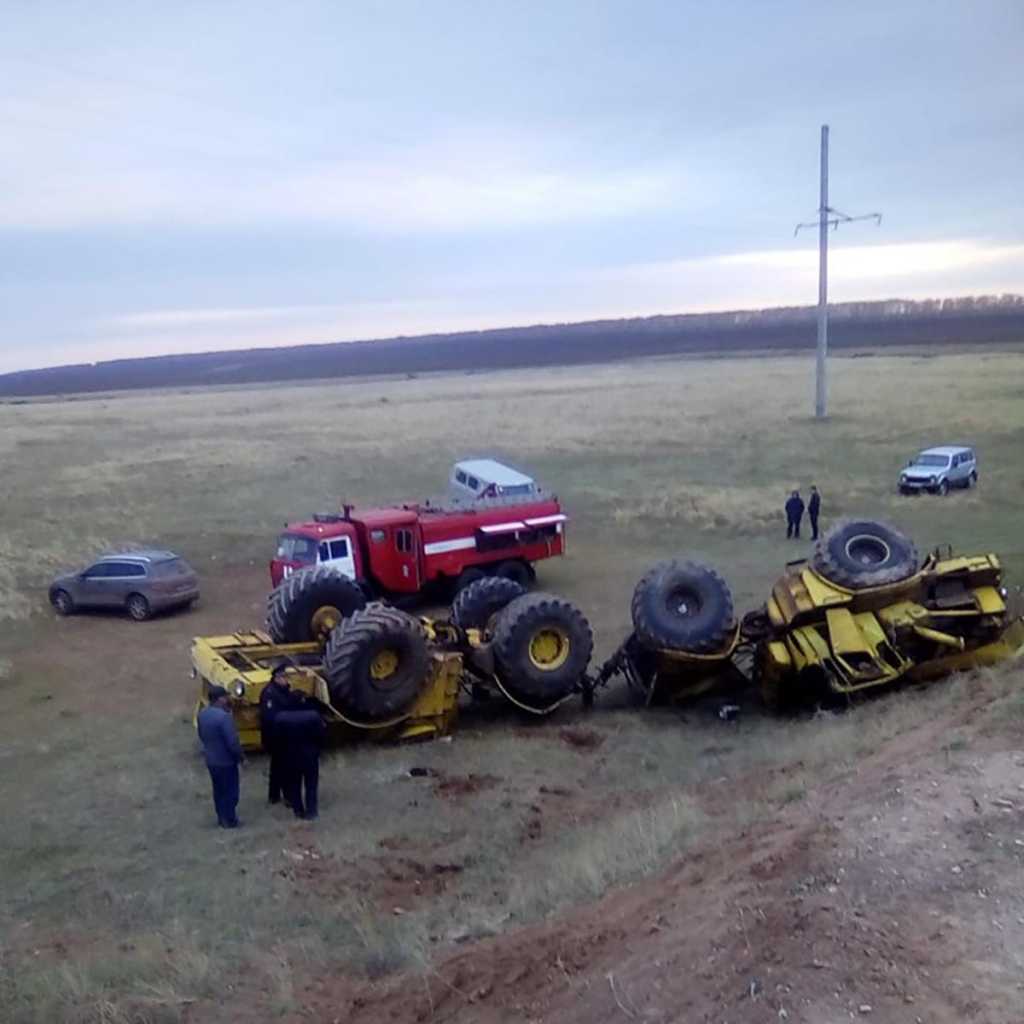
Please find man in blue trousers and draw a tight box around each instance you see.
[197,685,244,828]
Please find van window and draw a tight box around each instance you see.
[456,470,467,484]
[467,476,479,490]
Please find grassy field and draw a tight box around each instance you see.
[1,348,1023,1022]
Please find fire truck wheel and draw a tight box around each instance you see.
[492,593,593,708]
[322,604,430,720]
[454,566,487,593]
[451,576,527,631]
[266,565,368,644]
[812,519,918,590]
[496,560,532,587]
[631,560,734,654]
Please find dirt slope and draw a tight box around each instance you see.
[287,679,1024,1024]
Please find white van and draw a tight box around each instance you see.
[448,459,540,502]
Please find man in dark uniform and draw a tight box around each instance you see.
[259,664,295,805]
[197,685,244,828]
[785,490,805,539]
[808,485,822,541]
[275,695,326,820]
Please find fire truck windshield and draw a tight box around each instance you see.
[276,533,317,563]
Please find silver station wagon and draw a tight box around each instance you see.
[898,446,977,496]
[49,550,200,621]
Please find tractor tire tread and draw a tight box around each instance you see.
[451,576,527,630]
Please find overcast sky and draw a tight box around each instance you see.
[2,0,1022,373]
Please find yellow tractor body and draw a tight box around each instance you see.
[191,629,460,751]
[758,552,1022,705]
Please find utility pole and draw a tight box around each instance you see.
[795,125,881,419]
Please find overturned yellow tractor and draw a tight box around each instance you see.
[192,568,593,750]
[592,519,1023,709]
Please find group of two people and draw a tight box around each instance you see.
[196,664,325,829]
[784,485,822,540]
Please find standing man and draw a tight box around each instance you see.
[197,685,244,828]
[808,485,822,541]
[785,490,805,539]
[276,695,326,821]
[259,664,295,806]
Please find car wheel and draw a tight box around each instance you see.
[51,589,74,616]
[126,593,151,621]
[938,479,949,496]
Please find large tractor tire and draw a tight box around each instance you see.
[322,604,431,720]
[491,593,593,709]
[266,566,367,643]
[452,576,527,630]
[631,560,734,654]
[812,519,918,590]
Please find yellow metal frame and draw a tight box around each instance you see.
[758,551,1020,704]
[190,630,460,751]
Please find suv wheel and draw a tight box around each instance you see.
[938,479,949,496]
[52,589,74,616]
[126,593,151,621]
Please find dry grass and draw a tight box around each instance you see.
[1,347,1023,1019]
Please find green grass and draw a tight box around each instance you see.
[1,347,1023,1021]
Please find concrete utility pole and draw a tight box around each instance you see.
[795,125,881,419]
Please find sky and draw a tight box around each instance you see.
[2,0,1023,374]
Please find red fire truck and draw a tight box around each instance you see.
[270,497,567,596]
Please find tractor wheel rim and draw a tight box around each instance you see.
[369,648,400,680]
[528,627,570,670]
[666,585,701,619]
[845,534,891,567]
[310,605,341,639]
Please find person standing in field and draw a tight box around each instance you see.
[785,490,805,539]
[275,695,326,821]
[808,485,822,541]
[259,664,295,806]
[197,685,244,828]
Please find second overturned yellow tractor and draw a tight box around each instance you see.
[593,519,1023,708]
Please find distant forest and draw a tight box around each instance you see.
[2,295,1022,398]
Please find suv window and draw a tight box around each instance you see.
[153,557,188,577]
[83,563,111,578]
[105,561,146,577]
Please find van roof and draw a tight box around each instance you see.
[454,459,534,487]
[917,445,973,457]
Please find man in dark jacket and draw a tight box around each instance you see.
[785,490,805,539]
[808,485,822,540]
[259,664,295,806]
[275,695,327,820]
[197,685,244,828]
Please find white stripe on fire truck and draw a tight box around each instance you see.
[423,536,477,555]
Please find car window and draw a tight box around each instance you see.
[103,561,146,577]
[153,557,189,577]
[456,470,467,484]
[83,563,110,578]
[467,476,479,490]
[915,454,949,467]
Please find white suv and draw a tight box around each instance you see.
[898,446,977,496]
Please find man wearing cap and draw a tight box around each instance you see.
[260,664,296,806]
[197,686,244,828]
